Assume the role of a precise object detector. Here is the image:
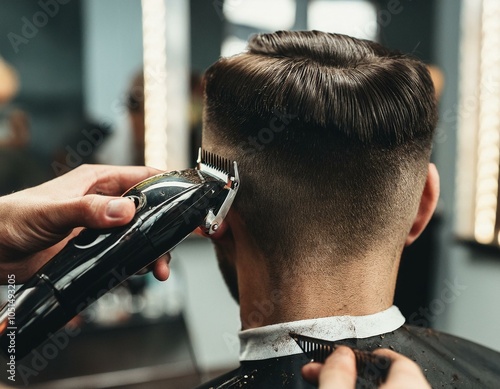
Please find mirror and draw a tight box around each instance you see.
[0,0,190,197]
[455,0,500,248]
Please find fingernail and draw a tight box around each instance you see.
[106,198,131,219]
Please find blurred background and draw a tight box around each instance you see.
[0,0,499,387]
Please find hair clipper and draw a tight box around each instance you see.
[0,149,239,359]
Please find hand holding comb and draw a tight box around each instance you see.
[290,332,392,386]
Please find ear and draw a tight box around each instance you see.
[405,163,440,246]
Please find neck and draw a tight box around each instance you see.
[236,250,400,330]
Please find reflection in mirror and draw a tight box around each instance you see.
[456,0,500,246]
[83,0,144,168]
[0,1,84,195]
[308,0,377,40]
[0,0,190,196]
[0,1,143,193]
[221,0,378,56]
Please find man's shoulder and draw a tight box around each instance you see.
[400,324,500,355]
[395,324,500,362]
[196,325,500,388]
[359,324,500,388]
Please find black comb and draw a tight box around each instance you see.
[290,332,391,385]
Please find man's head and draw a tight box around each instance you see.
[202,31,438,298]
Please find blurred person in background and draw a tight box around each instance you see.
[0,56,51,195]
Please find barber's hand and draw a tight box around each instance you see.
[0,164,170,284]
[301,346,431,388]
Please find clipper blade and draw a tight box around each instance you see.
[197,148,239,234]
[198,149,238,188]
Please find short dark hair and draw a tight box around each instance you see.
[203,31,437,272]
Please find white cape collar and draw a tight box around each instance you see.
[239,305,405,361]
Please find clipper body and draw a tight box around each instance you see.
[0,153,238,359]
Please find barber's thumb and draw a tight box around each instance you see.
[55,195,137,230]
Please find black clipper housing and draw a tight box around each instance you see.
[0,150,239,359]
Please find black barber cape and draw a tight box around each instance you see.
[196,307,500,388]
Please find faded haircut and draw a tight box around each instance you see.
[203,30,437,270]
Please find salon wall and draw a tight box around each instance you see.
[374,0,435,62]
[432,0,500,352]
[190,0,225,73]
